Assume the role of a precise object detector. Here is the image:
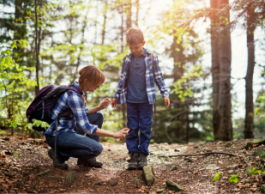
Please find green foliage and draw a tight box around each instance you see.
[212,172,222,182]
[249,168,265,175]
[229,175,239,183]
[255,108,261,115]
[0,40,36,132]
[12,151,20,158]
[25,119,50,130]
[173,64,204,101]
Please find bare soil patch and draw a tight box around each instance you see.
[0,135,263,193]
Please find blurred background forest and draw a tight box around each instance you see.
[1,0,265,143]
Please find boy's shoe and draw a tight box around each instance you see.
[48,149,68,170]
[138,153,147,169]
[128,153,139,170]
[77,157,103,168]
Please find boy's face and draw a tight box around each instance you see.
[128,41,145,57]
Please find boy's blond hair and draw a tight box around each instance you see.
[126,27,144,44]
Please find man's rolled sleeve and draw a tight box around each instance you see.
[67,92,98,135]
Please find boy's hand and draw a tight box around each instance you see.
[164,97,170,108]
[111,98,118,108]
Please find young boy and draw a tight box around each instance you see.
[111,27,170,170]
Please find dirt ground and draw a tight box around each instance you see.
[0,135,264,193]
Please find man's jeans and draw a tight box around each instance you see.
[45,112,104,163]
[126,102,153,156]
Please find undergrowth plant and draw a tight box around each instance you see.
[0,40,36,132]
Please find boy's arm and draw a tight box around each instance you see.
[152,54,169,98]
[113,55,127,101]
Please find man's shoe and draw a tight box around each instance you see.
[138,153,147,169]
[77,157,103,168]
[128,153,139,170]
[48,149,68,170]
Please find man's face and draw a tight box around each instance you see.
[128,41,145,57]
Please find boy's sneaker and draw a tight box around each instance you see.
[128,153,139,170]
[77,157,103,168]
[138,153,147,169]
[48,149,68,170]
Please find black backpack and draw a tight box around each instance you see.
[26,85,81,131]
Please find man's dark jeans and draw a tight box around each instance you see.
[45,112,104,163]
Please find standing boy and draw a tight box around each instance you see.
[111,27,170,170]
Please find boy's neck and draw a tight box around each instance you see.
[133,47,144,58]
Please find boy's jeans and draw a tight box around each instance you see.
[45,112,104,163]
[126,102,153,156]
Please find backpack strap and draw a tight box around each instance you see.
[57,85,82,118]
[124,55,128,63]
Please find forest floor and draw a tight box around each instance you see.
[0,135,264,193]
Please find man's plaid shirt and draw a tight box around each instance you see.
[114,48,169,104]
[45,81,97,136]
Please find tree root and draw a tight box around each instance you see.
[158,152,237,157]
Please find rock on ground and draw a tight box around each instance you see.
[143,165,154,186]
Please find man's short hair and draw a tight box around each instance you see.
[126,27,144,44]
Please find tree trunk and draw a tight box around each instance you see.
[125,0,132,29]
[210,0,220,139]
[211,0,232,141]
[120,5,127,128]
[135,0,139,27]
[244,9,255,138]
[171,33,185,140]
[34,0,40,94]
[101,0,108,45]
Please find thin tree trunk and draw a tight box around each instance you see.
[73,12,89,81]
[119,5,127,128]
[172,33,185,140]
[101,0,108,45]
[210,0,221,140]
[126,0,132,29]
[34,0,40,94]
[244,9,255,138]
[215,0,232,141]
[135,0,139,27]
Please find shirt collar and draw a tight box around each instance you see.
[73,81,84,94]
[128,47,150,58]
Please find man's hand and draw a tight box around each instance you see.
[113,128,130,140]
[99,98,110,110]
[164,97,170,108]
[111,98,118,108]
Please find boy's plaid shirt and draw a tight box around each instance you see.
[114,49,169,104]
[45,81,97,136]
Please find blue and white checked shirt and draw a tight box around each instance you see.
[45,81,97,136]
[114,48,169,104]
